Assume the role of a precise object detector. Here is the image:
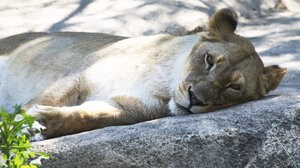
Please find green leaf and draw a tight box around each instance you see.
[30,155,49,166]
[10,118,35,139]
[0,106,9,139]
[0,106,9,118]
[0,130,6,145]
[29,152,35,158]
[13,104,22,115]
[10,104,24,123]
[0,104,52,167]
[36,152,52,158]
[11,144,32,150]
[2,153,7,160]
[12,148,19,153]
[20,165,31,168]
[7,134,17,144]
[13,153,24,165]
[24,151,35,158]
[17,106,36,128]
[16,124,31,138]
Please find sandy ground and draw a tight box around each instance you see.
[0,0,298,38]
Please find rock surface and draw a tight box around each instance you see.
[32,94,300,168]
[0,0,299,167]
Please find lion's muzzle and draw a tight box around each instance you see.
[187,86,209,110]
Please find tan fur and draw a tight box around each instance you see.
[0,9,286,139]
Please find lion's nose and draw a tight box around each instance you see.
[188,87,208,108]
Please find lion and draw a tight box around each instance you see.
[0,9,286,140]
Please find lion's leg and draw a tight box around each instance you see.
[23,75,88,110]
[27,100,142,139]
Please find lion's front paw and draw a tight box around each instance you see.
[30,131,45,141]
[27,104,63,139]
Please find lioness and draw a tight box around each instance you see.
[0,9,286,140]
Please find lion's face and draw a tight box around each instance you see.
[171,9,286,115]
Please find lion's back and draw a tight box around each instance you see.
[0,32,126,111]
[0,32,195,112]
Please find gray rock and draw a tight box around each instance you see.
[31,93,300,168]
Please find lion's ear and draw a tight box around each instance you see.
[208,8,238,37]
[262,65,287,93]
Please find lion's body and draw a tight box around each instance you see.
[0,33,123,109]
[0,32,198,115]
[0,9,286,140]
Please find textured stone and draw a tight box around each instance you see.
[31,94,300,168]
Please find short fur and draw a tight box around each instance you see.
[0,9,286,139]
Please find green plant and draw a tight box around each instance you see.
[0,105,51,168]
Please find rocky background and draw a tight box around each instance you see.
[0,0,299,167]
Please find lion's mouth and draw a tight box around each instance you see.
[187,87,209,109]
[174,87,210,115]
[176,103,194,114]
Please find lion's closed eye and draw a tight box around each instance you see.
[227,83,242,92]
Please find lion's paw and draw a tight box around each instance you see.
[29,121,46,141]
[26,104,61,141]
[30,132,45,141]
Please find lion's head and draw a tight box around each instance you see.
[170,9,287,115]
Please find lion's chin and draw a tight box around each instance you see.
[189,105,215,114]
[168,98,189,115]
[168,97,203,115]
